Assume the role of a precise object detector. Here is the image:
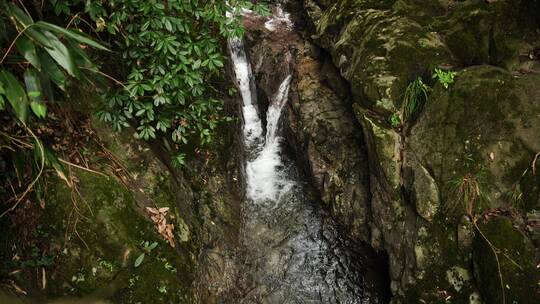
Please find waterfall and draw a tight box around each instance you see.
[229,36,294,203]
[225,7,382,304]
[228,39,263,151]
[264,5,293,32]
[245,75,293,202]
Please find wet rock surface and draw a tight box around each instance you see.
[222,9,390,303]
[299,0,540,302]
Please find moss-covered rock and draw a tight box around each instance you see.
[46,171,196,303]
[302,1,540,302]
[473,216,540,304]
[308,0,453,111]
[0,106,243,303]
[409,66,540,211]
[439,0,540,69]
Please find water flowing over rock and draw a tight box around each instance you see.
[225,7,389,302]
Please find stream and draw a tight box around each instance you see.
[227,13,388,303]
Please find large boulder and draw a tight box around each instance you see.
[306,0,452,112]
[408,66,540,211]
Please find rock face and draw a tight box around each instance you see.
[250,0,540,302]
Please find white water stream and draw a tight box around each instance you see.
[226,7,385,304]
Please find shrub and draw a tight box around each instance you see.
[53,0,269,166]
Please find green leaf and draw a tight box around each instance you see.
[41,30,79,77]
[24,68,42,100]
[30,101,47,118]
[15,35,41,70]
[213,58,224,68]
[148,242,158,251]
[24,68,47,118]
[134,253,145,268]
[6,4,52,50]
[35,21,110,51]
[164,19,173,32]
[28,91,41,98]
[7,3,34,27]
[0,70,29,123]
[39,50,67,90]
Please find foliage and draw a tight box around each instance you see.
[401,77,430,124]
[0,1,107,219]
[432,68,456,89]
[0,2,106,124]
[134,240,158,268]
[447,171,488,216]
[53,0,268,165]
[158,285,168,294]
[390,112,401,128]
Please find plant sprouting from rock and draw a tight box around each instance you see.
[390,112,401,129]
[448,171,487,216]
[432,68,456,89]
[401,77,430,124]
[447,168,514,304]
[134,241,158,268]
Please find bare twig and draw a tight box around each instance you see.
[0,126,45,219]
[16,0,31,17]
[532,152,539,175]
[0,24,35,65]
[472,218,506,304]
[79,66,127,89]
[74,217,90,250]
[59,158,109,178]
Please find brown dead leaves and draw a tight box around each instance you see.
[146,207,175,248]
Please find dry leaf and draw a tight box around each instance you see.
[145,206,175,248]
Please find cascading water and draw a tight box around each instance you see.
[226,7,387,304]
[245,75,293,202]
[228,38,263,151]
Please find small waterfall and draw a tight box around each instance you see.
[225,7,384,304]
[245,75,293,202]
[229,26,294,203]
[228,39,263,151]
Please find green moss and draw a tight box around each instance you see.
[404,216,475,303]
[314,0,453,107]
[29,170,198,303]
[473,216,539,304]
